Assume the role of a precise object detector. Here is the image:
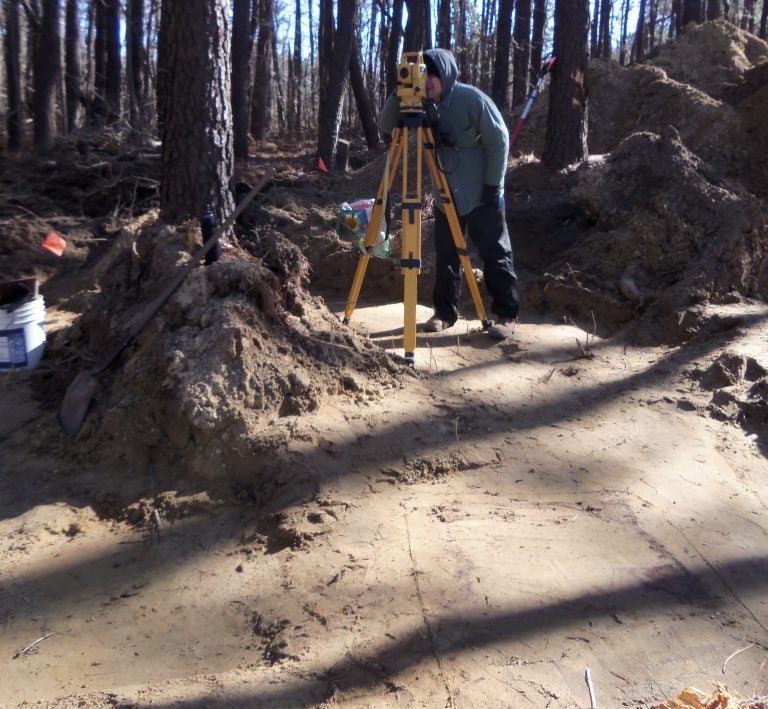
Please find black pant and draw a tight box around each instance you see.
[432,198,520,325]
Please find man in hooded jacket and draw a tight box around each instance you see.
[380,47,520,340]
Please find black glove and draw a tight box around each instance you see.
[481,184,501,207]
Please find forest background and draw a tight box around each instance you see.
[2,0,768,181]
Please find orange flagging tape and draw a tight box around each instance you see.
[42,231,67,256]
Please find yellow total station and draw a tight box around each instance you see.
[342,52,489,365]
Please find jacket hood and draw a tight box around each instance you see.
[423,48,458,101]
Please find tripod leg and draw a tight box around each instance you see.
[342,132,403,324]
[400,126,423,362]
[423,128,490,328]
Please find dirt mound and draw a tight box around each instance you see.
[647,19,768,99]
[55,213,410,488]
[521,131,768,342]
[512,20,768,196]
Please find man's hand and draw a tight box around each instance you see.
[481,184,501,208]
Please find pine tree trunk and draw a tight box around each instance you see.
[619,0,630,64]
[252,0,275,141]
[158,0,234,225]
[64,0,80,133]
[126,0,145,130]
[232,0,254,158]
[437,0,451,46]
[683,0,702,26]
[491,0,513,111]
[317,0,356,169]
[404,0,430,51]
[542,0,589,170]
[600,0,612,58]
[4,0,24,149]
[271,31,286,134]
[635,0,647,62]
[649,0,658,52]
[386,0,404,95]
[33,0,60,150]
[105,0,121,122]
[291,0,303,134]
[349,38,380,149]
[512,0,532,108]
[530,0,547,76]
[591,0,600,56]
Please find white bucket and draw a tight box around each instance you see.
[0,295,46,369]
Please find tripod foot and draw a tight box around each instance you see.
[403,352,415,367]
[481,319,493,330]
[341,317,350,325]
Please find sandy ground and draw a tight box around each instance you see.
[2,290,768,708]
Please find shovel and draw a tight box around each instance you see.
[59,167,275,437]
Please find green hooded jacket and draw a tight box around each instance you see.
[380,48,509,216]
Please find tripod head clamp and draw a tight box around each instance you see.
[396,52,427,113]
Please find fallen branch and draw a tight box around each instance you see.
[13,632,54,659]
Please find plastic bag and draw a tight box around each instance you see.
[335,198,391,257]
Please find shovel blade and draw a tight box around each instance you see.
[59,370,98,436]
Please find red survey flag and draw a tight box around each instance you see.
[42,231,67,256]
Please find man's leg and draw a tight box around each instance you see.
[431,207,464,326]
[465,199,520,320]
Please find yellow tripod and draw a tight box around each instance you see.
[342,110,490,364]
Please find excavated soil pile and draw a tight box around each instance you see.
[508,20,768,344]
[54,210,410,489]
[523,131,768,342]
[515,21,768,198]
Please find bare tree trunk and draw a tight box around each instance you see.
[619,0,630,64]
[649,0,658,52]
[740,0,755,30]
[317,0,356,169]
[437,0,451,46]
[479,0,496,95]
[378,6,389,107]
[104,0,121,122]
[126,0,145,131]
[759,0,767,38]
[4,0,24,148]
[706,0,721,19]
[290,0,303,134]
[635,0,647,62]
[232,0,254,158]
[252,0,275,140]
[158,0,234,225]
[349,37,380,149]
[600,0,612,58]
[591,0,600,56]
[530,0,547,76]
[386,0,404,95]
[271,29,286,134]
[33,0,60,150]
[491,0,513,111]
[64,0,80,133]
[542,0,589,170]
[309,0,317,120]
[683,0,702,26]
[512,0,532,107]
[404,0,430,50]
[457,0,469,81]
[674,0,684,35]
[22,0,40,125]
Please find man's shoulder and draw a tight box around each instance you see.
[451,82,493,106]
